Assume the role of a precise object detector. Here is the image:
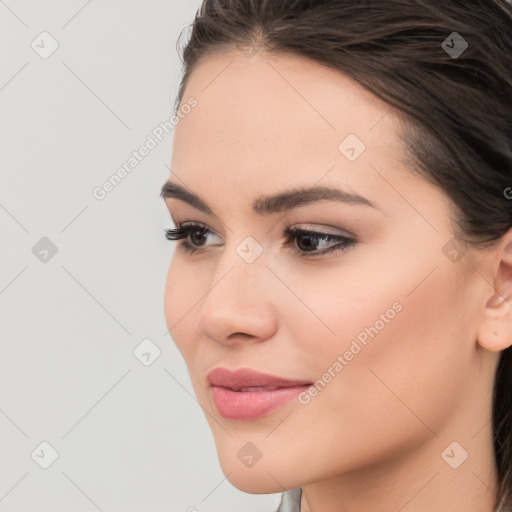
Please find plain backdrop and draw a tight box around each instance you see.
[1,1,282,511]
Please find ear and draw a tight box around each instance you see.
[477,229,512,352]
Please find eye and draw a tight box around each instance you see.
[163,222,357,258]
[164,221,221,254]
[282,226,357,257]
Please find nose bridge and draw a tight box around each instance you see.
[214,231,268,296]
[206,235,267,310]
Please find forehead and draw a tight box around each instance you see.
[170,50,413,212]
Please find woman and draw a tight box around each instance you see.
[161,1,512,510]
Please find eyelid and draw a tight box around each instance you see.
[288,222,356,239]
[177,221,222,240]
[171,215,353,236]
[167,203,356,238]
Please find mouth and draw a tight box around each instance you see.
[207,367,313,420]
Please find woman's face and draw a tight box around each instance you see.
[162,50,497,494]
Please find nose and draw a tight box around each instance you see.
[195,245,278,348]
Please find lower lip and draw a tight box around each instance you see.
[210,385,311,420]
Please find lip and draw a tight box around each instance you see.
[207,367,313,420]
[207,367,312,389]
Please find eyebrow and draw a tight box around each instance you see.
[160,181,378,215]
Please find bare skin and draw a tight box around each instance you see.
[162,49,511,512]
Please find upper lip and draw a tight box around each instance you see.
[207,367,312,390]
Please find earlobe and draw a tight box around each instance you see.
[478,293,512,352]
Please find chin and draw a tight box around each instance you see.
[224,468,287,495]
[215,448,299,494]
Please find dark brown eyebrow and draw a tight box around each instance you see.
[160,181,378,215]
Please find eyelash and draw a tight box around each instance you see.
[163,221,357,258]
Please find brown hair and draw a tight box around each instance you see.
[173,0,512,509]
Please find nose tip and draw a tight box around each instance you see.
[194,260,278,348]
[196,300,278,347]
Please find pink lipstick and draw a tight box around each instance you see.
[207,367,312,420]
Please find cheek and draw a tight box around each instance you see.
[285,260,473,470]
[163,255,201,357]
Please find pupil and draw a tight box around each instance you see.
[190,230,206,246]
[298,234,317,251]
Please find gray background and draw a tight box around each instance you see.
[1,1,282,511]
